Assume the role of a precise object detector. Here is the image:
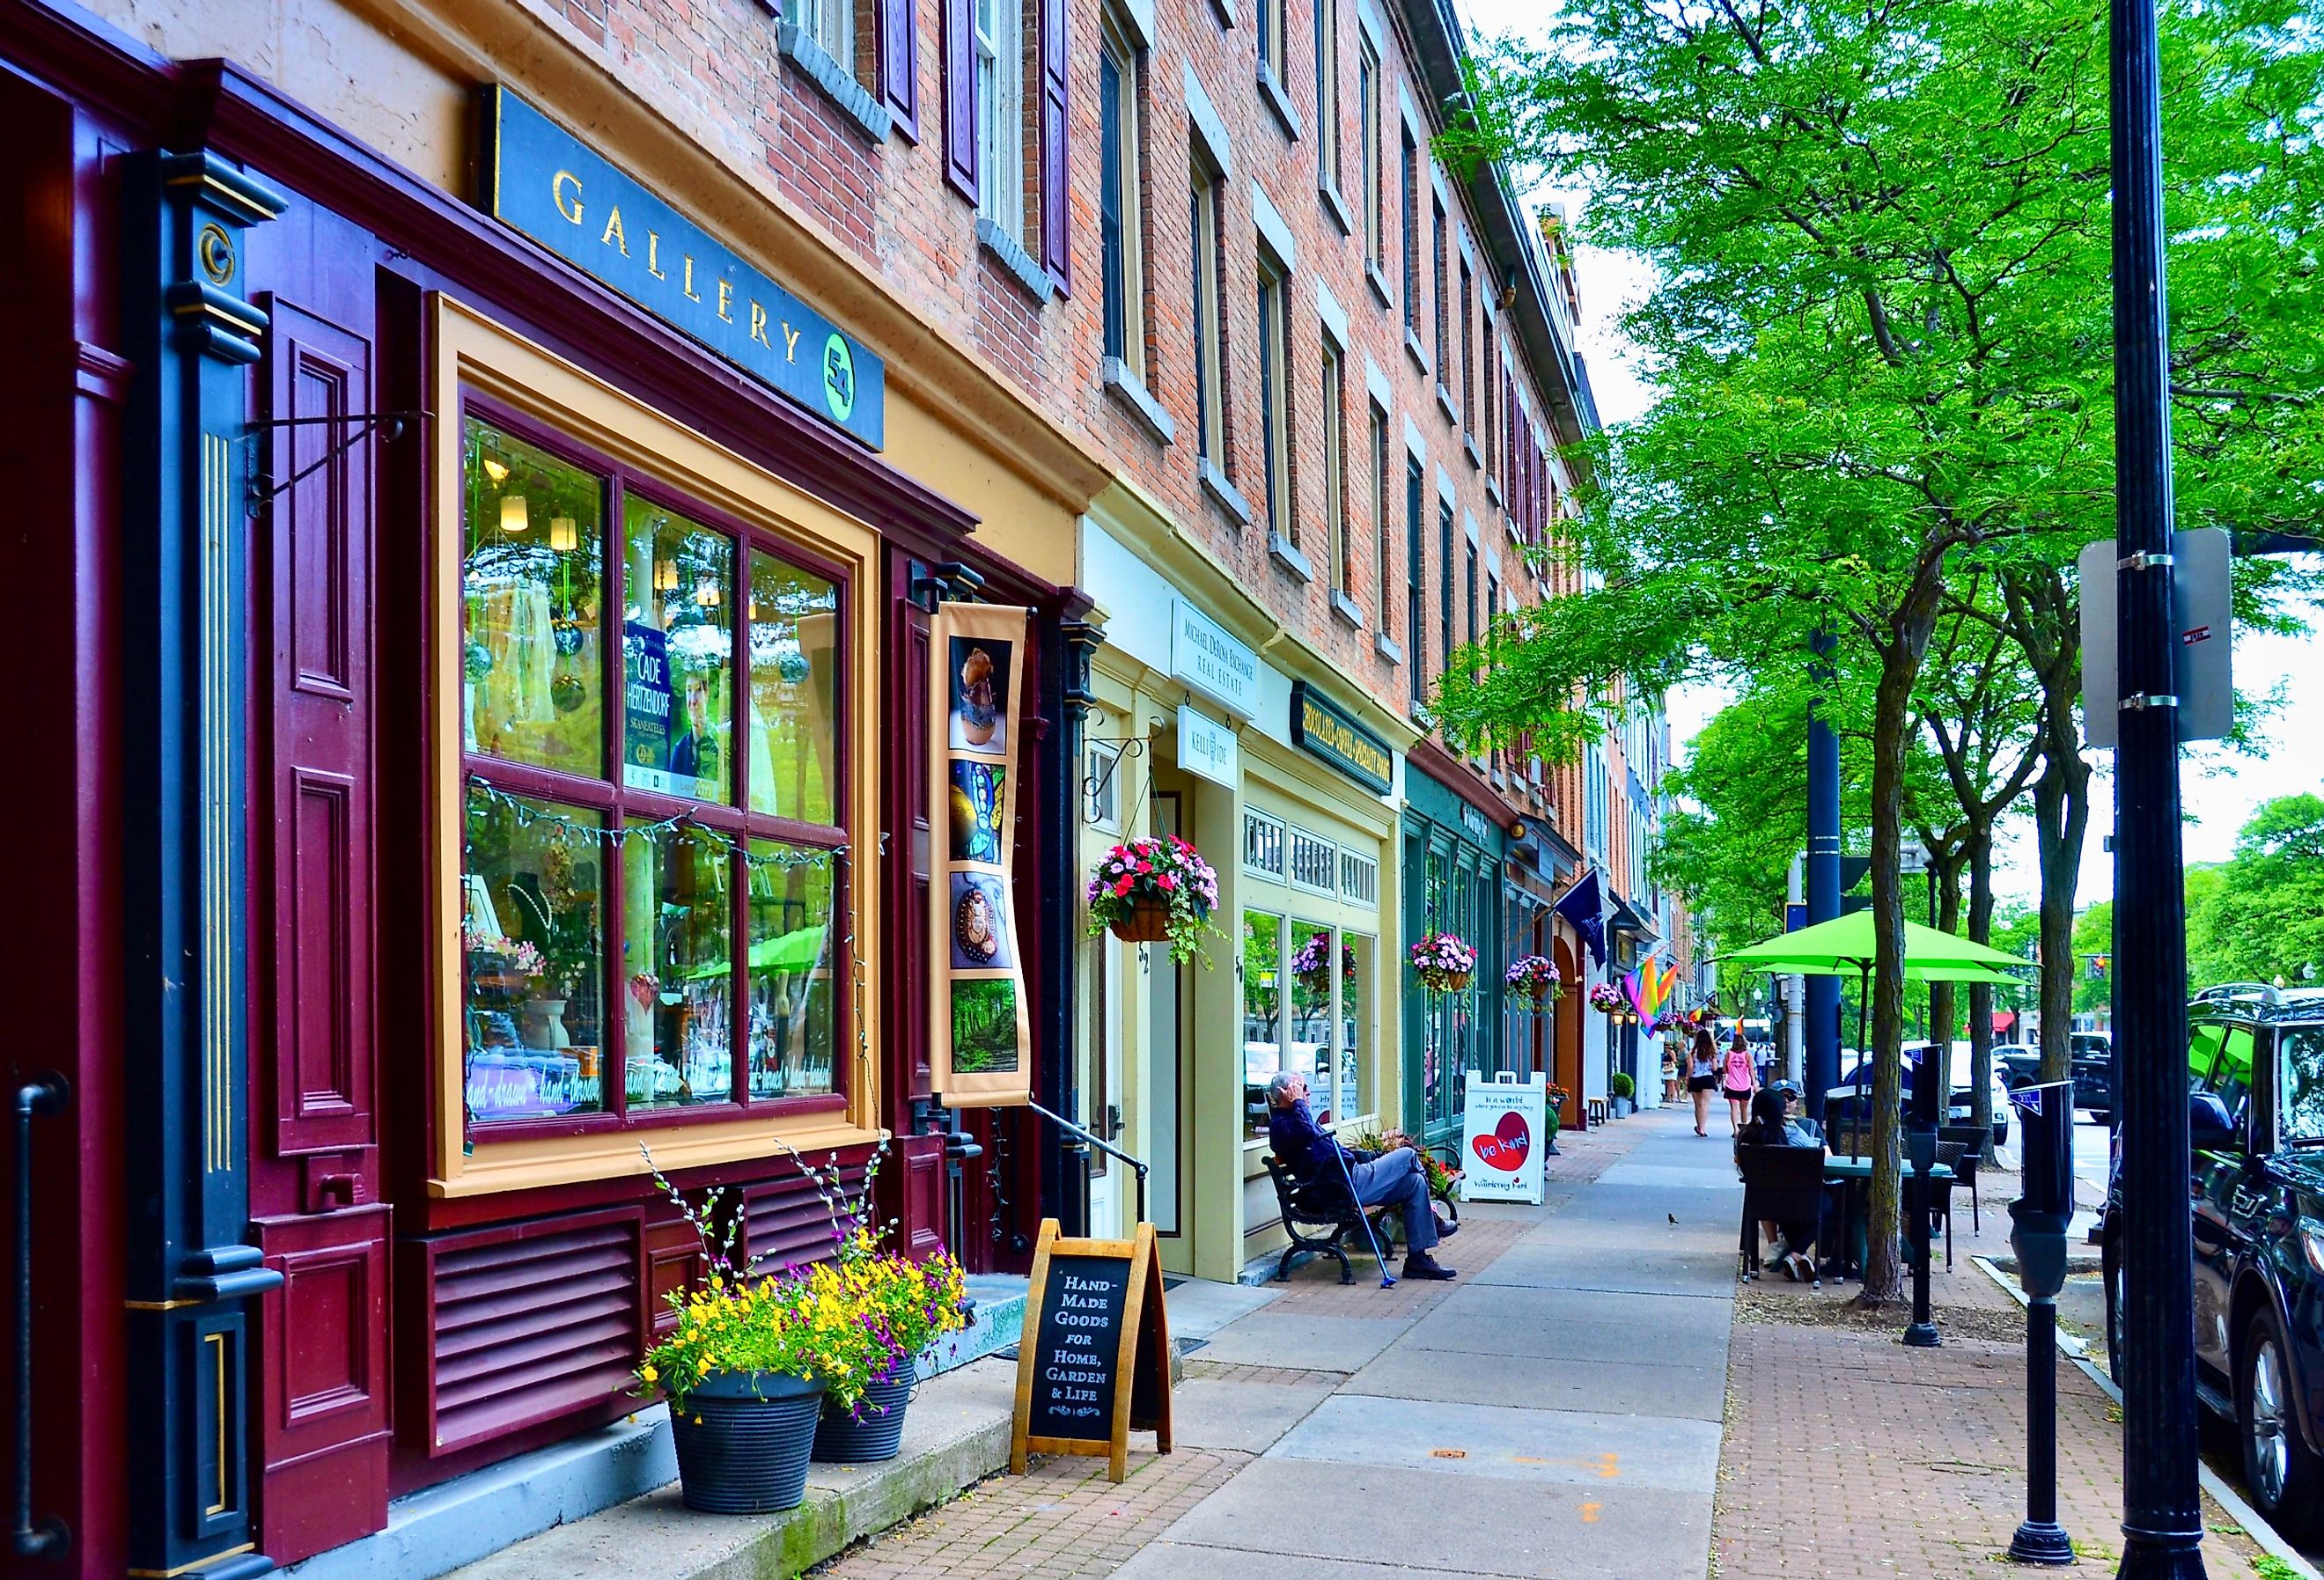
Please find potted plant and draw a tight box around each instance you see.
[1408,931,1477,994]
[1586,982,1627,1016]
[1504,955,1563,1005]
[808,1231,968,1463]
[1542,1084,1568,1153]
[1085,835,1222,964]
[1609,1071,1636,1118]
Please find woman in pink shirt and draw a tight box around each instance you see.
[1721,1026,1757,1134]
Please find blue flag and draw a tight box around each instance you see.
[1554,869,1608,968]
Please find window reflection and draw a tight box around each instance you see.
[461,790,605,1120]
[747,551,840,826]
[747,841,837,1098]
[1243,911,1284,1138]
[2283,1032,2324,1143]
[622,825,733,1107]
[623,497,733,804]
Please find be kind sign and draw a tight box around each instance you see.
[1463,1075,1547,1204]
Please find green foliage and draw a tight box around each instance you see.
[2186,795,2324,988]
[2070,900,2114,1016]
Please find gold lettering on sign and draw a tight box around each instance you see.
[600,205,629,256]
[782,321,801,361]
[682,256,702,302]
[717,277,734,322]
[552,170,584,224]
[646,231,665,279]
[750,301,774,348]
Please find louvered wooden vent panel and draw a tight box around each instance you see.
[426,1214,640,1454]
[741,1165,865,1276]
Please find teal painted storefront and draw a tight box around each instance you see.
[1400,764,1508,1147]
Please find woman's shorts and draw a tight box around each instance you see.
[1723,1086,1752,1101]
[1687,1074,1718,1093]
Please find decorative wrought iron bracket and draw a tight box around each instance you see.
[245,409,428,505]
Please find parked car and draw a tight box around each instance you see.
[2100,988,2324,1541]
[1820,1041,2011,1149]
[1996,1041,2113,1121]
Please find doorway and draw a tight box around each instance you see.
[1148,790,1188,1271]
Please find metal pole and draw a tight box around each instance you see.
[2013,1291,2074,1562]
[2109,0,2204,1564]
[1806,645,1842,1123]
[12,1075,70,1562]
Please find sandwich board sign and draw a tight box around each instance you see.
[1462,1073,1548,1205]
[1011,1219,1173,1483]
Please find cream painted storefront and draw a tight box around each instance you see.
[1074,488,1412,1283]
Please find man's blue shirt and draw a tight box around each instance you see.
[1268,1097,1358,1184]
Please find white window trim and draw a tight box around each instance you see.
[1243,806,1287,880]
[1288,824,1338,896]
[975,0,1026,241]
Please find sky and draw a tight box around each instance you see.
[1458,0,2322,912]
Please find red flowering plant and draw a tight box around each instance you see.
[1084,835,1223,966]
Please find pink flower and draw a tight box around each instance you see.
[1158,873,1177,891]
[1114,877,1134,897]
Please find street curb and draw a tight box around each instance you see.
[1969,1253,2322,1580]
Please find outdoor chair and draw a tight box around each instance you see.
[1937,1124,1988,1232]
[1735,1146,1828,1287]
[1261,1154,1399,1285]
[1922,1139,1970,1268]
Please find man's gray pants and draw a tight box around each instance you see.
[1349,1148,1438,1251]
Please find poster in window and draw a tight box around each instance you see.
[623,619,673,783]
[929,604,1033,1106]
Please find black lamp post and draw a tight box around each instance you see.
[2109,0,2206,1568]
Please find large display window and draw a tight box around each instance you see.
[1239,801,1382,1138]
[432,301,876,1194]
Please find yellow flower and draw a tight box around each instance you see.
[641,1364,658,1384]
[697,1356,712,1375]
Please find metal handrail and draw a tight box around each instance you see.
[1025,1099,1151,1228]
[12,1074,69,1561]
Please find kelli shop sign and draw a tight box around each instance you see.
[479,86,886,449]
[1462,1074,1547,1205]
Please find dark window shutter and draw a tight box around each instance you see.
[944,0,978,201]
[1039,0,1071,288]
[881,0,919,137]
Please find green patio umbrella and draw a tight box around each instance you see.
[1724,911,2030,1072]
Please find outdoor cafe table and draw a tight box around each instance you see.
[1820,1154,1955,1280]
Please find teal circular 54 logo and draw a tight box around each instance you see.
[821,333,856,424]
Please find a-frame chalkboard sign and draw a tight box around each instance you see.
[1009,1219,1173,1483]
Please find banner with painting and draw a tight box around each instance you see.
[929,604,1033,1106]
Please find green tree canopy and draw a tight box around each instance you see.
[2186,794,2324,988]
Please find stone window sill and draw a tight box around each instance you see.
[1102,357,1176,445]
[1463,431,1483,470]
[1319,181,1353,237]
[776,24,892,143]
[1257,61,1303,140]
[1366,261,1394,312]
[1331,590,1365,629]
[976,217,1055,305]
[1435,382,1459,426]
[1268,530,1314,582]
[1404,329,1430,377]
[1200,457,1254,526]
[1375,632,1404,665]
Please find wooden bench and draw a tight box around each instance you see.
[1261,1155,1398,1284]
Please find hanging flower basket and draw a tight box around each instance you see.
[1085,836,1223,965]
[1504,955,1563,1005]
[1586,982,1628,1015]
[1291,933,1358,996]
[1409,930,1477,994]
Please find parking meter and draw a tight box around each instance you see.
[2007,1080,2077,1565]
[1906,1047,1942,1172]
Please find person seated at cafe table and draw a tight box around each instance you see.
[1735,1086,1827,1283]
[1265,1071,1457,1280]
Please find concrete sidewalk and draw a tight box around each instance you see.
[822,1107,1722,1579]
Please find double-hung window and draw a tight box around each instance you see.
[458,408,849,1129]
[1399,130,1418,338]
[1256,251,1294,535]
[1371,406,1391,627]
[1437,498,1453,694]
[1322,337,1348,592]
[1315,0,1341,194]
[1431,196,1448,377]
[1405,457,1424,705]
[1257,0,1286,85]
[974,0,1026,245]
[1190,158,1226,466]
[1458,260,1474,430]
[1358,44,1382,270]
[1099,18,1146,377]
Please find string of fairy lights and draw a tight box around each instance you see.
[465,775,845,871]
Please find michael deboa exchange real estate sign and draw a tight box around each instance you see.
[479,86,886,451]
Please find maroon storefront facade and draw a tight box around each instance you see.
[0,7,1095,1575]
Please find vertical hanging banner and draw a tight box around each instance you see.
[930,604,1035,1106]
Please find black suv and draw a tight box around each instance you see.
[2100,986,2324,1540]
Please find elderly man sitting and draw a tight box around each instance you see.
[1264,1070,1455,1281]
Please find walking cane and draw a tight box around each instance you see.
[1330,1141,1398,1289]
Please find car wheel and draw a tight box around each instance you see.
[2104,1243,2124,1387]
[2239,1307,2323,1544]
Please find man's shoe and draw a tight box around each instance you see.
[1402,1252,1457,1281]
[1433,1212,1460,1238]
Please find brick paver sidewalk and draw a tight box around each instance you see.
[1713,1163,2269,1579]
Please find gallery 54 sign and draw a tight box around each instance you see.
[478,87,886,449]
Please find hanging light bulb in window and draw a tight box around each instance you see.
[499,495,530,533]
[654,557,679,593]
[482,456,510,485]
[548,515,577,553]
[695,575,721,608]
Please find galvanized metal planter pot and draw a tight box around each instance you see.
[671,1371,827,1513]
[811,1373,916,1464]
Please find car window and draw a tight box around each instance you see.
[2198,1025,2256,1128]
[2282,1029,2324,1145]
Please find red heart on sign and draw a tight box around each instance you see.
[1470,1109,1531,1172]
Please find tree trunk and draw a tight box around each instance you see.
[1859,598,1940,1308]
[1967,822,1998,1165]
[1927,848,1965,1069]
[2029,688,2090,1085]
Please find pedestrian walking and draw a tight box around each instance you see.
[1685,1025,1721,1136]
[1721,1025,1757,1134]
[1661,1033,1682,1106]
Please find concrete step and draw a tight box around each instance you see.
[934,1274,1027,1374]
[438,1358,1017,1580]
